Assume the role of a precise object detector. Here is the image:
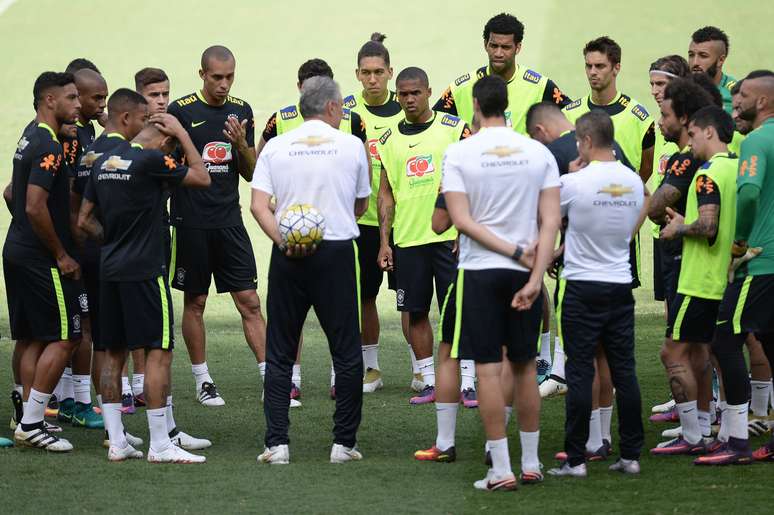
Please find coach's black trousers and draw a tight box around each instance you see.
[560,280,644,466]
[264,240,363,448]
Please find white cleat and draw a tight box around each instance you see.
[197,382,226,407]
[651,398,675,414]
[44,421,63,433]
[103,430,144,449]
[411,373,426,393]
[363,368,384,393]
[609,458,640,474]
[547,462,587,478]
[108,443,143,461]
[539,376,568,399]
[257,444,289,464]
[748,418,773,437]
[290,398,302,408]
[14,425,73,452]
[661,426,682,438]
[473,469,517,491]
[148,444,206,464]
[330,443,363,463]
[171,430,212,450]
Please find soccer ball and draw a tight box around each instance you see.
[279,204,325,246]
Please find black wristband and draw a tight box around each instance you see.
[511,246,523,262]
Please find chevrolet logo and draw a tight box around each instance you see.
[482,146,521,158]
[598,184,633,197]
[80,151,103,168]
[100,155,132,172]
[292,136,334,147]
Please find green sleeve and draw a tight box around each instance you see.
[736,183,760,242]
[737,132,768,189]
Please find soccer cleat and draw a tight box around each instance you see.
[410,385,436,405]
[57,398,75,423]
[520,470,544,485]
[148,444,206,464]
[10,390,23,430]
[45,395,59,418]
[71,402,104,429]
[121,393,136,415]
[705,438,725,454]
[170,429,212,451]
[555,440,610,462]
[414,445,456,463]
[103,430,144,449]
[536,359,551,384]
[330,443,363,463]
[547,462,587,478]
[44,421,63,433]
[290,383,301,401]
[748,418,772,437]
[651,398,675,414]
[649,407,679,423]
[661,426,682,439]
[14,424,73,452]
[108,443,144,462]
[257,444,289,464]
[539,375,567,399]
[460,388,478,408]
[609,458,640,474]
[473,469,517,491]
[650,437,706,456]
[0,437,13,448]
[197,382,225,407]
[752,442,774,461]
[362,368,384,393]
[411,373,426,393]
[133,393,146,408]
[290,398,302,408]
[693,440,752,466]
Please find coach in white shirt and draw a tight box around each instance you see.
[250,76,371,465]
[548,110,647,478]
[442,75,561,491]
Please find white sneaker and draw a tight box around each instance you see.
[290,398,302,408]
[197,381,225,407]
[651,398,675,414]
[661,426,683,438]
[609,458,640,474]
[330,443,363,463]
[257,444,289,464]
[108,443,143,461]
[411,373,425,393]
[14,425,73,452]
[171,430,212,450]
[148,444,206,464]
[473,469,517,491]
[749,418,773,437]
[44,421,63,433]
[363,368,384,393]
[547,462,587,478]
[539,376,567,399]
[103,430,144,449]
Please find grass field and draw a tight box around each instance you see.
[2,1,774,513]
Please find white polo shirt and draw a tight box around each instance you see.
[560,160,644,283]
[251,119,371,240]
[441,126,560,271]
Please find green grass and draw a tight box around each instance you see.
[1,1,774,513]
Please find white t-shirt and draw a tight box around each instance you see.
[441,126,560,271]
[251,119,371,240]
[560,160,644,283]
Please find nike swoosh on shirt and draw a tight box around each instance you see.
[191,121,206,128]
[408,142,421,148]
[375,125,387,130]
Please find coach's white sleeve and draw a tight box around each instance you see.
[251,145,273,195]
[441,146,466,193]
[559,174,577,217]
[354,140,371,199]
[541,147,561,190]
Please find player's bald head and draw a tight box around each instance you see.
[74,69,106,91]
[201,45,235,71]
[745,70,774,96]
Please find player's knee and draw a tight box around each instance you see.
[184,293,208,315]
[408,311,429,325]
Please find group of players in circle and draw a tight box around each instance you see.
[3,11,774,490]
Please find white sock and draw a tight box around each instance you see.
[258,362,266,382]
[520,430,540,473]
[726,402,749,440]
[21,389,50,425]
[599,405,613,444]
[698,410,711,437]
[487,438,512,476]
[73,374,91,404]
[62,367,74,400]
[362,344,379,370]
[417,357,435,387]
[103,403,127,448]
[292,364,301,388]
[709,399,717,423]
[52,379,63,400]
[131,374,144,397]
[166,396,176,433]
[330,366,336,388]
[505,405,513,427]
[408,344,419,375]
[121,376,132,396]
[677,400,701,444]
[191,362,212,390]
[751,380,771,417]
[460,360,476,391]
[435,402,458,450]
[538,332,552,363]
[770,379,774,409]
[586,409,603,452]
[147,407,171,452]
[14,384,23,396]
[96,394,103,409]
[23,402,28,417]
[718,401,730,442]
[552,338,565,380]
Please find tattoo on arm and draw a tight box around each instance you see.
[648,184,681,223]
[676,203,719,239]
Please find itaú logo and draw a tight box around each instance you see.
[406,155,435,177]
[202,141,232,164]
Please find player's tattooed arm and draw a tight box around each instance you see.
[77,198,104,242]
[377,167,395,271]
[648,183,681,223]
[660,204,719,240]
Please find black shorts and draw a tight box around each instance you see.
[4,260,84,343]
[394,241,456,313]
[100,276,175,351]
[653,237,664,301]
[170,225,257,294]
[716,274,774,337]
[452,268,542,364]
[80,245,105,351]
[666,293,720,343]
[356,224,384,300]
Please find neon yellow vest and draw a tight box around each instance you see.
[448,65,551,135]
[650,129,679,238]
[729,131,745,156]
[344,91,404,226]
[564,93,653,171]
[378,113,462,247]
[677,152,738,300]
[275,104,355,136]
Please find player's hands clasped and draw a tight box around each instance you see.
[57,252,81,280]
[285,243,317,258]
[660,207,684,240]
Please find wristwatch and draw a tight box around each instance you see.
[511,246,523,262]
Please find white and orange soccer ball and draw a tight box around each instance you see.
[279,204,325,247]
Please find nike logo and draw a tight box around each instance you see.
[375,125,387,130]
[683,408,694,413]
[755,386,769,389]
[716,320,728,325]
[191,121,206,128]
[409,142,421,148]
[33,399,44,405]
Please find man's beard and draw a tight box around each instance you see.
[738,103,758,123]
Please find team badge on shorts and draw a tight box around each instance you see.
[73,314,81,332]
[397,289,406,307]
[78,293,89,313]
[176,268,186,285]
